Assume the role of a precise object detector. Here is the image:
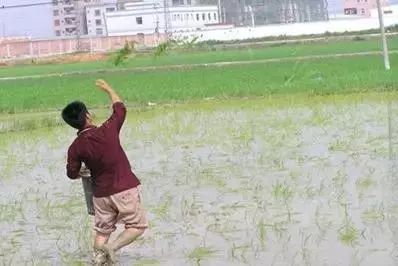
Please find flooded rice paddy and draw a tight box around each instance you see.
[1,95,398,265]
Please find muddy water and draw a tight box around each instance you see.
[1,96,398,266]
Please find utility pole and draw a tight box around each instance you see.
[248,5,255,27]
[164,0,171,39]
[218,0,222,23]
[376,0,391,70]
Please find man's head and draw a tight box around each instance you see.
[62,101,92,130]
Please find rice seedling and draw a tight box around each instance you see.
[257,218,267,248]
[152,194,173,220]
[187,246,217,266]
[271,182,293,203]
[338,225,360,246]
[134,259,161,266]
[361,205,385,224]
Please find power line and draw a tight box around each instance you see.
[0,0,88,10]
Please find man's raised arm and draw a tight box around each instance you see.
[95,79,122,104]
[96,79,126,132]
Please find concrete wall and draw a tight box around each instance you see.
[174,16,398,42]
[0,34,166,60]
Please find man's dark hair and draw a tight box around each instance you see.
[62,101,88,130]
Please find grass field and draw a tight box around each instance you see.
[0,35,397,78]
[0,53,397,113]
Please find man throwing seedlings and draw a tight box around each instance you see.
[61,79,148,265]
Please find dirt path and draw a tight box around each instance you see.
[1,50,397,81]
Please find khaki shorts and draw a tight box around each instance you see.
[93,186,148,235]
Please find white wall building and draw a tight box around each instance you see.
[106,2,219,36]
[370,4,398,17]
[86,4,117,36]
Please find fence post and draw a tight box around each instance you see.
[30,42,33,57]
[6,44,10,58]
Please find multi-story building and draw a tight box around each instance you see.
[86,3,117,36]
[343,0,388,16]
[52,0,103,37]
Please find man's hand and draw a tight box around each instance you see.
[96,79,112,92]
[95,79,122,104]
[79,165,91,178]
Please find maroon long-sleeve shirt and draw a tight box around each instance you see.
[66,102,140,198]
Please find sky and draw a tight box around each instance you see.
[0,0,397,38]
[0,0,117,38]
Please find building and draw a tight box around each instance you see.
[106,1,219,36]
[86,3,117,36]
[343,0,388,16]
[52,0,103,37]
[222,0,329,26]
[117,0,197,9]
[370,4,398,17]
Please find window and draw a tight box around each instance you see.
[344,8,357,15]
[172,0,184,5]
[95,9,101,16]
[65,18,75,25]
[106,7,115,12]
[54,19,60,26]
[202,13,206,21]
[196,14,199,21]
[208,13,211,21]
[361,8,365,14]
[55,30,61,36]
[136,17,143,25]
[96,19,102,26]
[53,10,59,16]
[64,7,74,14]
[187,0,191,4]
[214,13,217,21]
[96,28,103,35]
[384,10,393,14]
[185,14,189,21]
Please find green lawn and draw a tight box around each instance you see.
[1,35,397,78]
[1,53,397,113]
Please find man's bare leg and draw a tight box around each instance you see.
[93,232,111,265]
[103,228,145,263]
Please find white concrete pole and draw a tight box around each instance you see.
[218,0,222,23]
[376,0,390,70]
